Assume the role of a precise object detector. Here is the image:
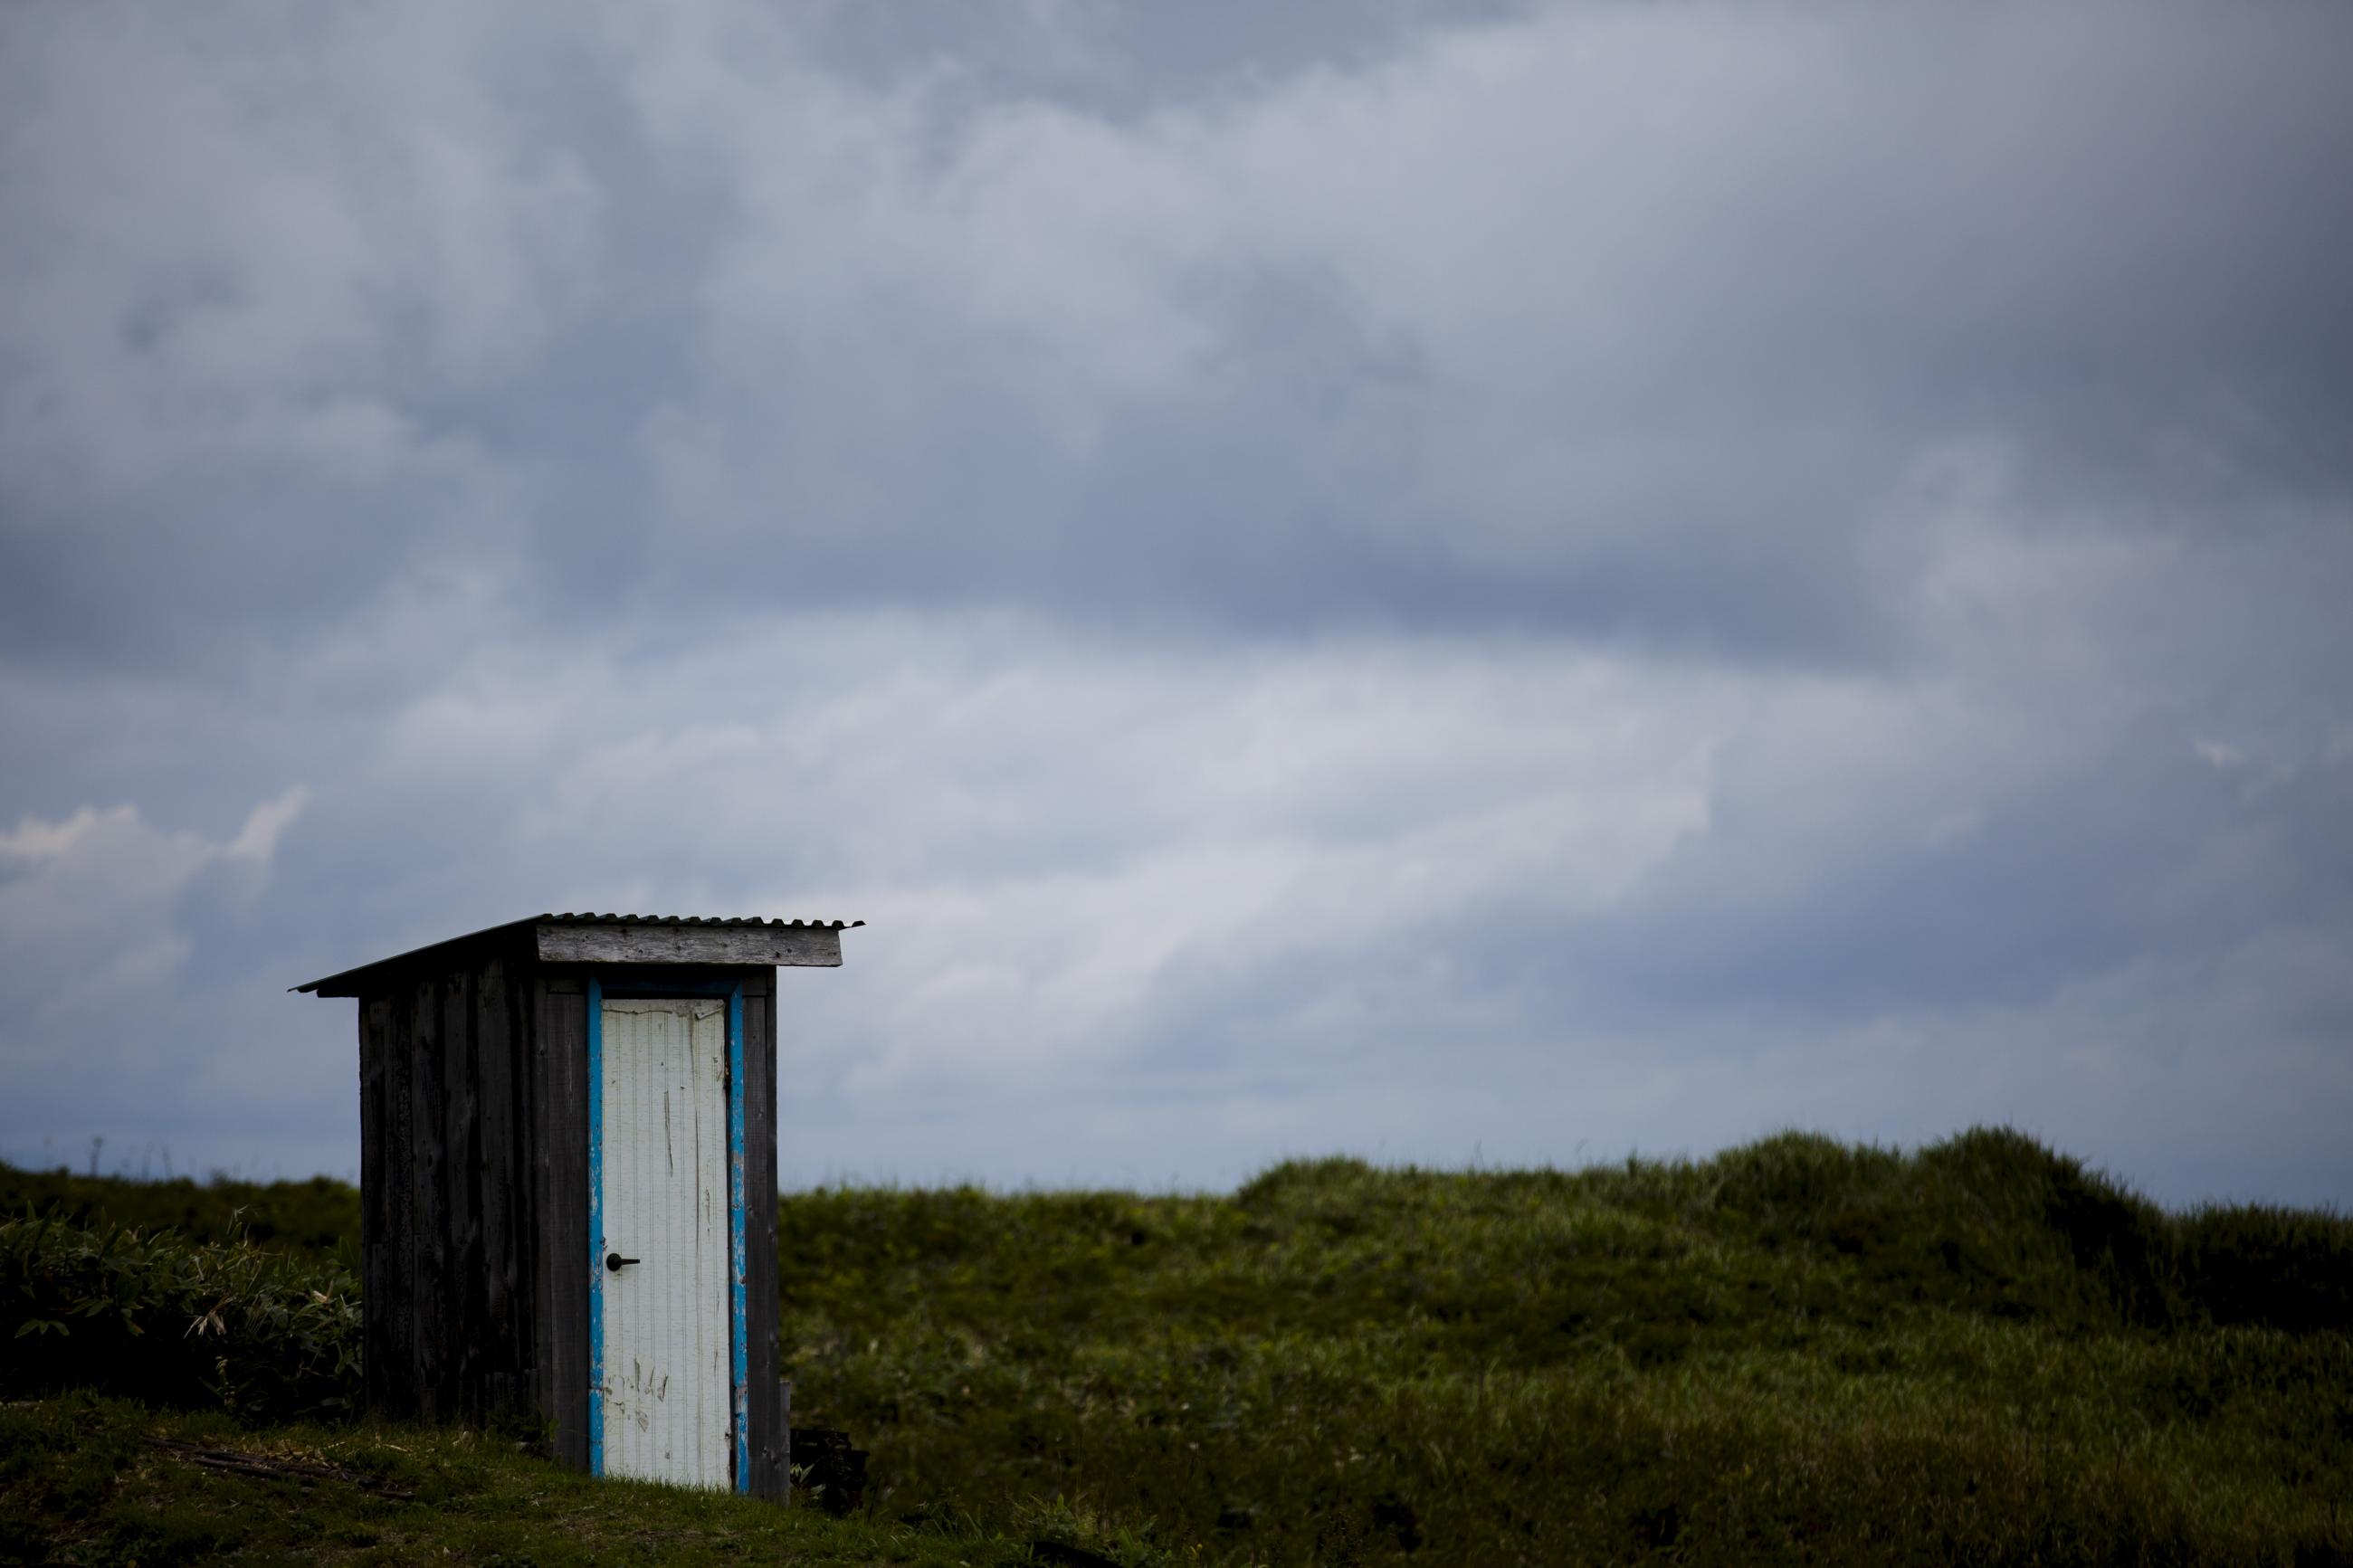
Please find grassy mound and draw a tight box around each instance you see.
[0,1393,1043,1568]
[778,1129,2353,1563]
[5,1127,2349,1564]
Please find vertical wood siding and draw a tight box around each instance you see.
[357,994,394,1417]
[408,969,448,1420]
[534,975,590,1468]
[443,970,480,1413]
[741,973,786,1497]
[356,952,786,1492]
[357,945,540,1429]
[476,965,519,1418]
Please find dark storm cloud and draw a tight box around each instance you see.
[795,0,1547,119]
[5,0,2349,670]
[2,0,2349,1202]
[1510,731,2353,1024]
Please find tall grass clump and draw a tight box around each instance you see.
[780,1127,2353,1565]
[0,1164,357,1264]
[2174,1202,2353,1334]
[1693,1126,2185,1329]
[0,1210,358,1421]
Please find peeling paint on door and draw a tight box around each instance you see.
[596,998,731,1487]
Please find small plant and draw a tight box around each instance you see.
[1017,1493,1179,1568]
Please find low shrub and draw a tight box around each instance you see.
[0,1210,358,1422]
[2174,1202,2353,1332]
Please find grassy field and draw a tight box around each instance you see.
[1,1392,1039,1567]
[6,1128,2351,1565]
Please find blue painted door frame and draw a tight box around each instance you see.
[586,972,751,1492]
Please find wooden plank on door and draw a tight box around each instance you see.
[535,978,590,1468]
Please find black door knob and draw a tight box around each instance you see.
[605,1252,641,1272]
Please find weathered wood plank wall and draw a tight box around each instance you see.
[534,974,590,1468]
[443,970,480,1416]
[742,969,786,1497]
[358,944,544,1429]
[535,925,841,968]
[355,946,790,1492]
[476,959,520,1420]
[357,995,394,1416]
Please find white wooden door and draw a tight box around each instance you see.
[596,997,733,1487]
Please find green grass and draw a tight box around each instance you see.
[2,1210,360,1422]
[0,1165,357,1265]
[776,1130,2353,1565]
[0,1392,1052,1567]
[6,1127,2351,1564]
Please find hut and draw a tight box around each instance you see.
[296,912,860,1496]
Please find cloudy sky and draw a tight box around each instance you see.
[4,0,2348,1206]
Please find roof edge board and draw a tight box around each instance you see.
[532,921,844,968]
[291,917,538,995]
[295,914,863,993]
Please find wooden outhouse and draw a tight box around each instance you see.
[296,912,859,1496]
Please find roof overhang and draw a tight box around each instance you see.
[295,914,862,997]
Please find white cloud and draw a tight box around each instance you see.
[0,787,307,1023]
[0,787,313,1174]
[224,784,312,861]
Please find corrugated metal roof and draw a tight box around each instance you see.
[538,912,862,929]
[293,913,862,993]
